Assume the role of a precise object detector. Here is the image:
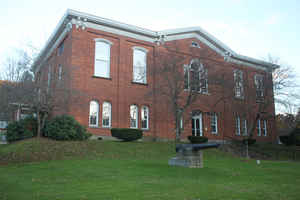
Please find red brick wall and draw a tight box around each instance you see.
[38,24,276,142]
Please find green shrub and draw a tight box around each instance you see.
[43,115,90,141]
[242,138,256,146]
[6,116,37,142]
[111,128,143,142]
[187,136,208,144]
[279,136,292,145]
[288,128,300,146]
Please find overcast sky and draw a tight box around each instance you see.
[1,0,299,76]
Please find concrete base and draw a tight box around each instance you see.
[169,150,203,168]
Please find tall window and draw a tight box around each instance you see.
[130,105,138,128]
[102,102,111,127]
[257,119,262,136]
[234,69,244,98]
[255,74,264,101]
[262,120,267,136]
[141,106,149,129]
[94,39,112,78]
[235,116,241,136]
[89,101,99,126]
[133,48,147,83]
[184,59,208,93]
[210,113,218,134]
[58,64,62,80]
[242,119,247,136]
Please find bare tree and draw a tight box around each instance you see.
[0,45,82,137]
[267,55,300,114]
[151,43,228,142]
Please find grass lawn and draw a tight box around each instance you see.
[0,138,300,200]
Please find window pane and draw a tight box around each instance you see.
[141,106,148,129]
[89,101,99,126]
[133,49,146,83]
[102,102,111,127]
[133,50,146,66]
[95,42,110,60]
[130,105,138,128]
[95,60,109,77]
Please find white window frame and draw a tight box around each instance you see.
[141,106,149,130]
[263,120,267,136]
[210,113,218,134]
[235,116,241,136]
[89,101,99,127]
[234,69,244,98]
[132,47,148,84]
[130,105,138,128]
[94,38,113,78]
[102,102,111,128]
[257,119,262,136]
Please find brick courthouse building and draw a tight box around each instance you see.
[33,10,278,142]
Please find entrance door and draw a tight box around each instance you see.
[192,114,203,136]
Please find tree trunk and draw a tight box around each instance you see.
[37,112,41,138]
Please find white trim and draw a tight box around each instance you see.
[86,22,156,43]
[132,46,148,53]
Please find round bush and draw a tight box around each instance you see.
[279,136,291,145]
[43,115,90,141]
[242,138,256,146]
[6,116,37,142]
[111,128,143,142]
[187,136,208,144]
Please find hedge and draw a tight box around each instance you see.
[187,136,208,144]
[111,128,143,141]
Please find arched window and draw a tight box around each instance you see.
[133,47,147,83]
[130,105,138,128]
[184,59,208,93]
[94,39,112,78]
[102,102,111,127]
[89,101,99,126]
[141,106,149,129]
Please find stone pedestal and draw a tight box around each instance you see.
[169,148,203,168]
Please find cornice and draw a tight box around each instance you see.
[32,9,279,74]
